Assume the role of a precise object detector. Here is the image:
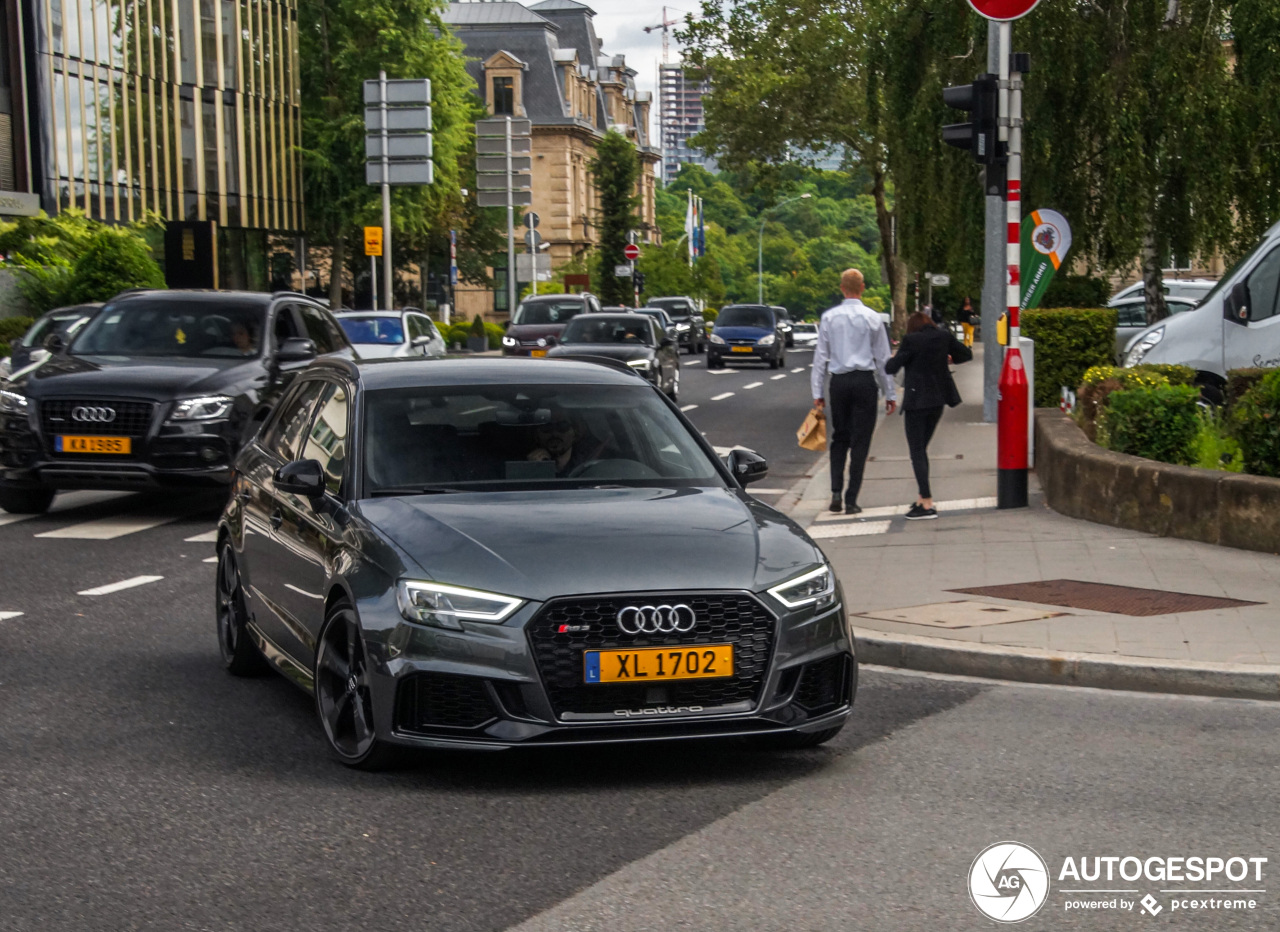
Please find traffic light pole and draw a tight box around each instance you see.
[996,22,1029,508]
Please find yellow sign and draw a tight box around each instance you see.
[364,226,383,257]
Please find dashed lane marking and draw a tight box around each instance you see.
[808,520,891,539]
[684,359,702,366]
[37,513,184,540]
[0,612,24,621]
[770,374,787,380]
[202,556,218,563]
[680,404,698,412]
[0,490,136,528]
[707,369,734,375]
[742,382,763,390]
[77,575,164,597]
[790,367,805,373]
[184,530,219,543]
[711,392,734,401]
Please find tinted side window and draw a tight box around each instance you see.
[267,381,327,461]
[273,304,303,347]
[297,304,341,354]
[301,383,350,495]
[1247,248,1280,323]
[1116,304,1145,328]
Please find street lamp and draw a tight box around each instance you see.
[758,192,812,305]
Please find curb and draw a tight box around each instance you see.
[854,630,1280,702]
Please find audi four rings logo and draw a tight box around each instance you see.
[616,604,697,634]
[71,406,117,423]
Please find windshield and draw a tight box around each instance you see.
[772,307,790,321]
[1197,236,1273,309]
[649,298,693,317]
[71,300,265,357]
[24,312,89,347]
[363,384,722,492]
[512,300,583,326]
[793,323,817,333]
[339,317,404,345]
[717,306,775,329]
[560,317,653,345]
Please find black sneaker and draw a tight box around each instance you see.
[830,494,843,513]
[905,503,938,520]
[844,503,862,515]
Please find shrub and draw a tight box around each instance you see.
[1189,409,1243,472]
[1231,370,1280,477]
[0,316,34,359]
[484,322,505,350]
[1021,307,1117,407]
[1074,364,1185,440]
[1226,368,1269,407]
[702,308,718,322]
[1132,363,1195,386]
[64,227,165,305]
[1097,383,1200,465]
[445,323,471,348]
[469,314,486,337]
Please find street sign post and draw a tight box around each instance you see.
[476,116,533,314]
[364,227,382,311]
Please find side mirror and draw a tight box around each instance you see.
[1224,281,1250,325]
[274,459,326,499]
[29,348,50,365]
[726,448,769,486]
[277,337,317,362]
[411,334,432,348]
[43,332,67,353]
[544,335,558,347]
[502,320,510,331]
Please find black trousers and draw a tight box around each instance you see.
[904,405,944,499]
[828,370,879,504]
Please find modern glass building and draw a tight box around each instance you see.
[1,0,302,288]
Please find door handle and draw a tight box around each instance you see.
[269,509,284,529]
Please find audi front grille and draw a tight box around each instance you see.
[40,399,155,444]
[527,592,776,719]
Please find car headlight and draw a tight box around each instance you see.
[626,358,652,370]
[0,388,30,414]
[768,564,836,609]
[169,394,234,421]
[1124,326,1165,367]
[757,334,776,346]
[502,335,517,347]
[674,322,690,331]
[396,579,525,630]
[710,333,726,345]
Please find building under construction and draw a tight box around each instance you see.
[659,62,716,184]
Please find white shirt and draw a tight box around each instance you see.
[811,298,896,402]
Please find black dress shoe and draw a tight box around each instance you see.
[845,503,862,515]
[829,494,843,513]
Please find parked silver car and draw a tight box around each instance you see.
[1113,298,1197,362]
[334,309,446,359]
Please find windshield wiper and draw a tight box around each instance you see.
[370,486,466,497]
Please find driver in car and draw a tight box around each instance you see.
[526,410,606,477]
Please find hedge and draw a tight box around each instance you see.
[1231,369,1280,478]
[0,316,34,360]
[1074,363,1193,441]
[1097,383,1200,465]
[1021,307,1117,407]
[1226,368,1269,407]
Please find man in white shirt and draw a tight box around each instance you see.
[811,269,897,514]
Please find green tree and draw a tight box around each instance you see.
[64,229,165,305]
[589,130,641,306]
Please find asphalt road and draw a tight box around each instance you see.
[2,363,1277,931]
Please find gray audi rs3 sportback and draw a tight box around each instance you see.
[216,356,855,768]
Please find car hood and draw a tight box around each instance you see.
[11,353,263,400]
[545,344,654,362]
[506,323,569,342]
[356,487,822,602]
[714,325,772,341]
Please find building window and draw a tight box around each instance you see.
[492,76,513,115]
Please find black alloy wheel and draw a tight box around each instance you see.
[314,602,399,770]
[0,483,55,514]
[216,544,268,676]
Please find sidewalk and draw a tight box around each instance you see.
[784,344,1280,699]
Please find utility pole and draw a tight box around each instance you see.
[379,72,392,310]
[475,117,532,316]
[982,23,1003,424]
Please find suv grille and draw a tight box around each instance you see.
[41,399,155,440]
[394,673,498,733]
[527,593,776,718]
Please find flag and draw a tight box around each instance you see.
[696,196,706,257]
[685,189,695,265]
[1019,209,1072,310]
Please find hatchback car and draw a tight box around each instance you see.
[547,313,681,400]
[501,293,601,356]
[335,309,446,359]
[1113,298,1197,362]
[0,304,102,378]
[0,290,354,513]
[215,356,854,767]
[708,304,787,369]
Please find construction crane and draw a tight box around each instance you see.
[643,6,686,65]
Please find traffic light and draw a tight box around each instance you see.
[634,271,646,292]
[942,73,1000,164]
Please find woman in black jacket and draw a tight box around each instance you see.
[884,312,973,519]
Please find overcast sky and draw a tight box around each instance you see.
[587,0,698,136]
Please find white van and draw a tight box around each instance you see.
[1123,221,1280,389]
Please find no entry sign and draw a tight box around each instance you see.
[623,244,641,261]
[967,0,1042,20]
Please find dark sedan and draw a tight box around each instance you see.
[546,313,680,401]
[0,290,354,513]
[216,357,855,768]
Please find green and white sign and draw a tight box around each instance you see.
[1020,209,1072,310]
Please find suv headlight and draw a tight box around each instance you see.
[169,395,234,421]
[396,580,525,630]
[502,335,517,347]
[1124,326,1164,367]
[709,333,726,345]
[674,322,690,331]
[0,388,30,414]
[757,333,776,346]
[768,564,836,609]
[626,358,652,370]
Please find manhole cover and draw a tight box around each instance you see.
[950,579,1262,617]
[855,600,1065,628]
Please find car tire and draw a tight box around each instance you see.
[314,600,401,771]
[708,355,722,369]
[0,483,55,514]
[768,354,781,370]
[666,367,680,402]
[215,543,269,676]
[749,723,844,750]
[697,338,706,354]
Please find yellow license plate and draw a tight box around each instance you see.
[530,349,547,357]
[585,644,734,684]
[731,345,754,353]
[56,435,132,455]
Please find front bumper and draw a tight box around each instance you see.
[709,343,779,363]
[352,588,855,750]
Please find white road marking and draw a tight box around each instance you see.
[770,374,787,380]
[0,611,24,621]
[707,369,734,375]
[746,488,788,494]
[742,382,763,390]
[680,404,698,412]
[808,520,891,539]
[37,512,185,540]
[0,490,137,528]
[0,513,33,528]
[684,359,701,366]
[711,392,735,401]
[791,367,805,373]
[202,556,218,563]
[77,575,164,596]
[184,530,218,543]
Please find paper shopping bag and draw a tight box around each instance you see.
[797,408,827,452]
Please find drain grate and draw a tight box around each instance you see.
[950,579,1262,617]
